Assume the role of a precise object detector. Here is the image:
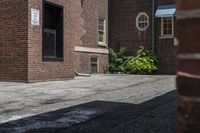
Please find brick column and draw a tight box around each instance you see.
[176,0,200,132]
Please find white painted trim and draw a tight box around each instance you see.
[75,46,109,54]
[97,57,100,73]
[159,35,175,39]
[98,42,107,47]
[136,12,149,31]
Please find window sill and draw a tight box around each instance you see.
[42,57,64,62]
[98,42,107,47]
[159,35,175,39]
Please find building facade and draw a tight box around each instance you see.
[0,0,178,82]
[109,0,177,74]
[75,0,109,74]
[0,0,108,82]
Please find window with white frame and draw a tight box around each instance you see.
[136,13,149,31]
[161,17,174,37]
[98,18,106,44]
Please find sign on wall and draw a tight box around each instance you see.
[174,38,179,46]
[31,8,40,26]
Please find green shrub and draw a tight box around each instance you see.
[109,46,158,74]
[127,46,158,74]
[109,47,128,73]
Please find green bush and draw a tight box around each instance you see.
[109,47,128,73]
[109,46,158,74]
[127,46,158,74]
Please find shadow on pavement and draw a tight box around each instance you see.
[0,90,177,133]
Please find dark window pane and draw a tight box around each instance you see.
[139,23,143,28]
[162,17,173,35]
[44,29,57,58]
[139,16,143,21]
[99,25,104,31]
[91,57,98,63]
[137,14,148,30]
[168,29,172,34]
[144,22,147,27]
[168,23,172,29]
[99,19,104,26]
[43,1,63,60]
[164,29,168,35]
[91,57,98,74]
[98,19,105,42]
[99,31,104,42]
[164,23,168,28]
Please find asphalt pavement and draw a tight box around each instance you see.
[0,74,177,133]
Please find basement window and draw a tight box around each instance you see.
[43,1,64,61]
[91,57,99,74]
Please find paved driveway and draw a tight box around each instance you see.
[0,74,177,133]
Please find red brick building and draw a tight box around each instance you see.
[0,0,178,82]
[75,0,109,75]
[109,0,177,74]
[0,0,108,82]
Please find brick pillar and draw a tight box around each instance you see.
[176,0,200,132]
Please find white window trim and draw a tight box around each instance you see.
[136,12,149,31]
[160,17,174,38]
[75,46,109,54]
[97,57,100,73]
[98,18,107,46]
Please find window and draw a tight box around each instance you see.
[98,18,106,45]
[43,1,64,61]
[91,57,99,74]
[161,17,174,37]
[136,13,149,31]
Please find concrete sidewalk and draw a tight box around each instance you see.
[0,75,176,132]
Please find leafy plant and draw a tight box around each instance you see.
[109,47,128,73]
[127,46,158,74]
[109,46,158,74]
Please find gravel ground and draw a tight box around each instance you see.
[0,74,177,133]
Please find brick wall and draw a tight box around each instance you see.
[109,0,177,74]
[75,0,109,74]
[155,0,177,74]
[0,0,28,81]
[0,0,108,82]
[109,0,152,55]
[155,0,175,5]
[75,52,108,74]
[80,0,98,48]
[176,0,200,132]
[155,18,178,74]
[27,0,82,81]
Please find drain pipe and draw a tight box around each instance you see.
[74,70,90,77]
[151,0,155,53]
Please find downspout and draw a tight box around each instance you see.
[151,0,155,52]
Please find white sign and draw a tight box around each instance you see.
[174,38,179,46]
[31,8,40,26]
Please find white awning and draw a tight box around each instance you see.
[155,4,176,18]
